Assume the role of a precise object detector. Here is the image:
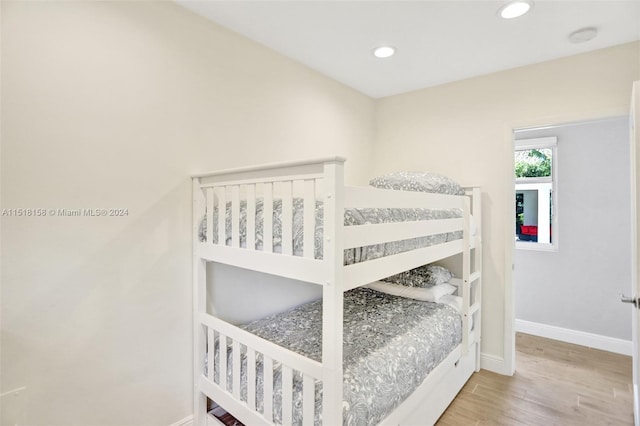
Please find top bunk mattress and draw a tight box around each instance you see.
[199,198,473,264]
[212,287,462,425]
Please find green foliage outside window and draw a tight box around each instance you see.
[515,149,551,178]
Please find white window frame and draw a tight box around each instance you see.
[515,136,558,251]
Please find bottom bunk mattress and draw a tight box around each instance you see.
[209,287,463,425]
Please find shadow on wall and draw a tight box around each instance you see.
[2,178,194,425]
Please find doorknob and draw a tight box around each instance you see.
[620,294,638,307]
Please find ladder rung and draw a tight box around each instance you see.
[470,303,480,315]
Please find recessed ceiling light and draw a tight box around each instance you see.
[568,27,598,44]
[498,1,532,19]
[373,46,395,58]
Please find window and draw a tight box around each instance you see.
[514,136,557,250]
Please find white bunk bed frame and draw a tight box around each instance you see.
[192,157,482,426]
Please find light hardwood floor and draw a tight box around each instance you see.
[437,333,634,425]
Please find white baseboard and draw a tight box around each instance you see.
[480,352,512,375]
[169,414,193,426]
[515,319,632,356]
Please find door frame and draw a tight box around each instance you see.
[629,81,639,426]
[503,108,629,375]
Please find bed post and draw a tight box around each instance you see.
[193,177,207,426]
[461,193,472,356]
[322,158,345,426]
[472,187,483,371]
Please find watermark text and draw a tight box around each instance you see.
[2,208,129,217]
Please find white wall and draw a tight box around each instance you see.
[0,2,374,425]
[208,264,322,325]
[514,117,631,340]
[374,41,640,372]
[519,190,538,226]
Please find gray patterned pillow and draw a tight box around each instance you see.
[383,264,453,288]
[369,171,465,195]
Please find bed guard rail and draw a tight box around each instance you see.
[198,312,322,426]
[192,158,478,290]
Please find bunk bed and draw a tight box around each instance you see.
[192,157,482,426]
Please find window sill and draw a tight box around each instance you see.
[515,241,558,252]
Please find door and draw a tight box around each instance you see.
[626,81,640,426]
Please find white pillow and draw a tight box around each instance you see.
[438,295,474,332]
[366,280,457,303]
[438,294,463,312]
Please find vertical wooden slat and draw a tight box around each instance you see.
[219,333,228,391]
[282,366,293,426]
[263,183,273,253]
[247,348,256,409]
[216,187,226,246]
[232,341,241,399]
[207,328,215,382]
[246,184,256,250]
[302,375,315,426]
[281,181,293,255]
[263,356,274,422]
[206,188,214,244]
[303,179,315,258]
[231,186,240,248]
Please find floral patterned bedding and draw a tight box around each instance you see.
[199,199,462,264]
[211,287,462,425]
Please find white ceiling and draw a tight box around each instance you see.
[177,1,640,98]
